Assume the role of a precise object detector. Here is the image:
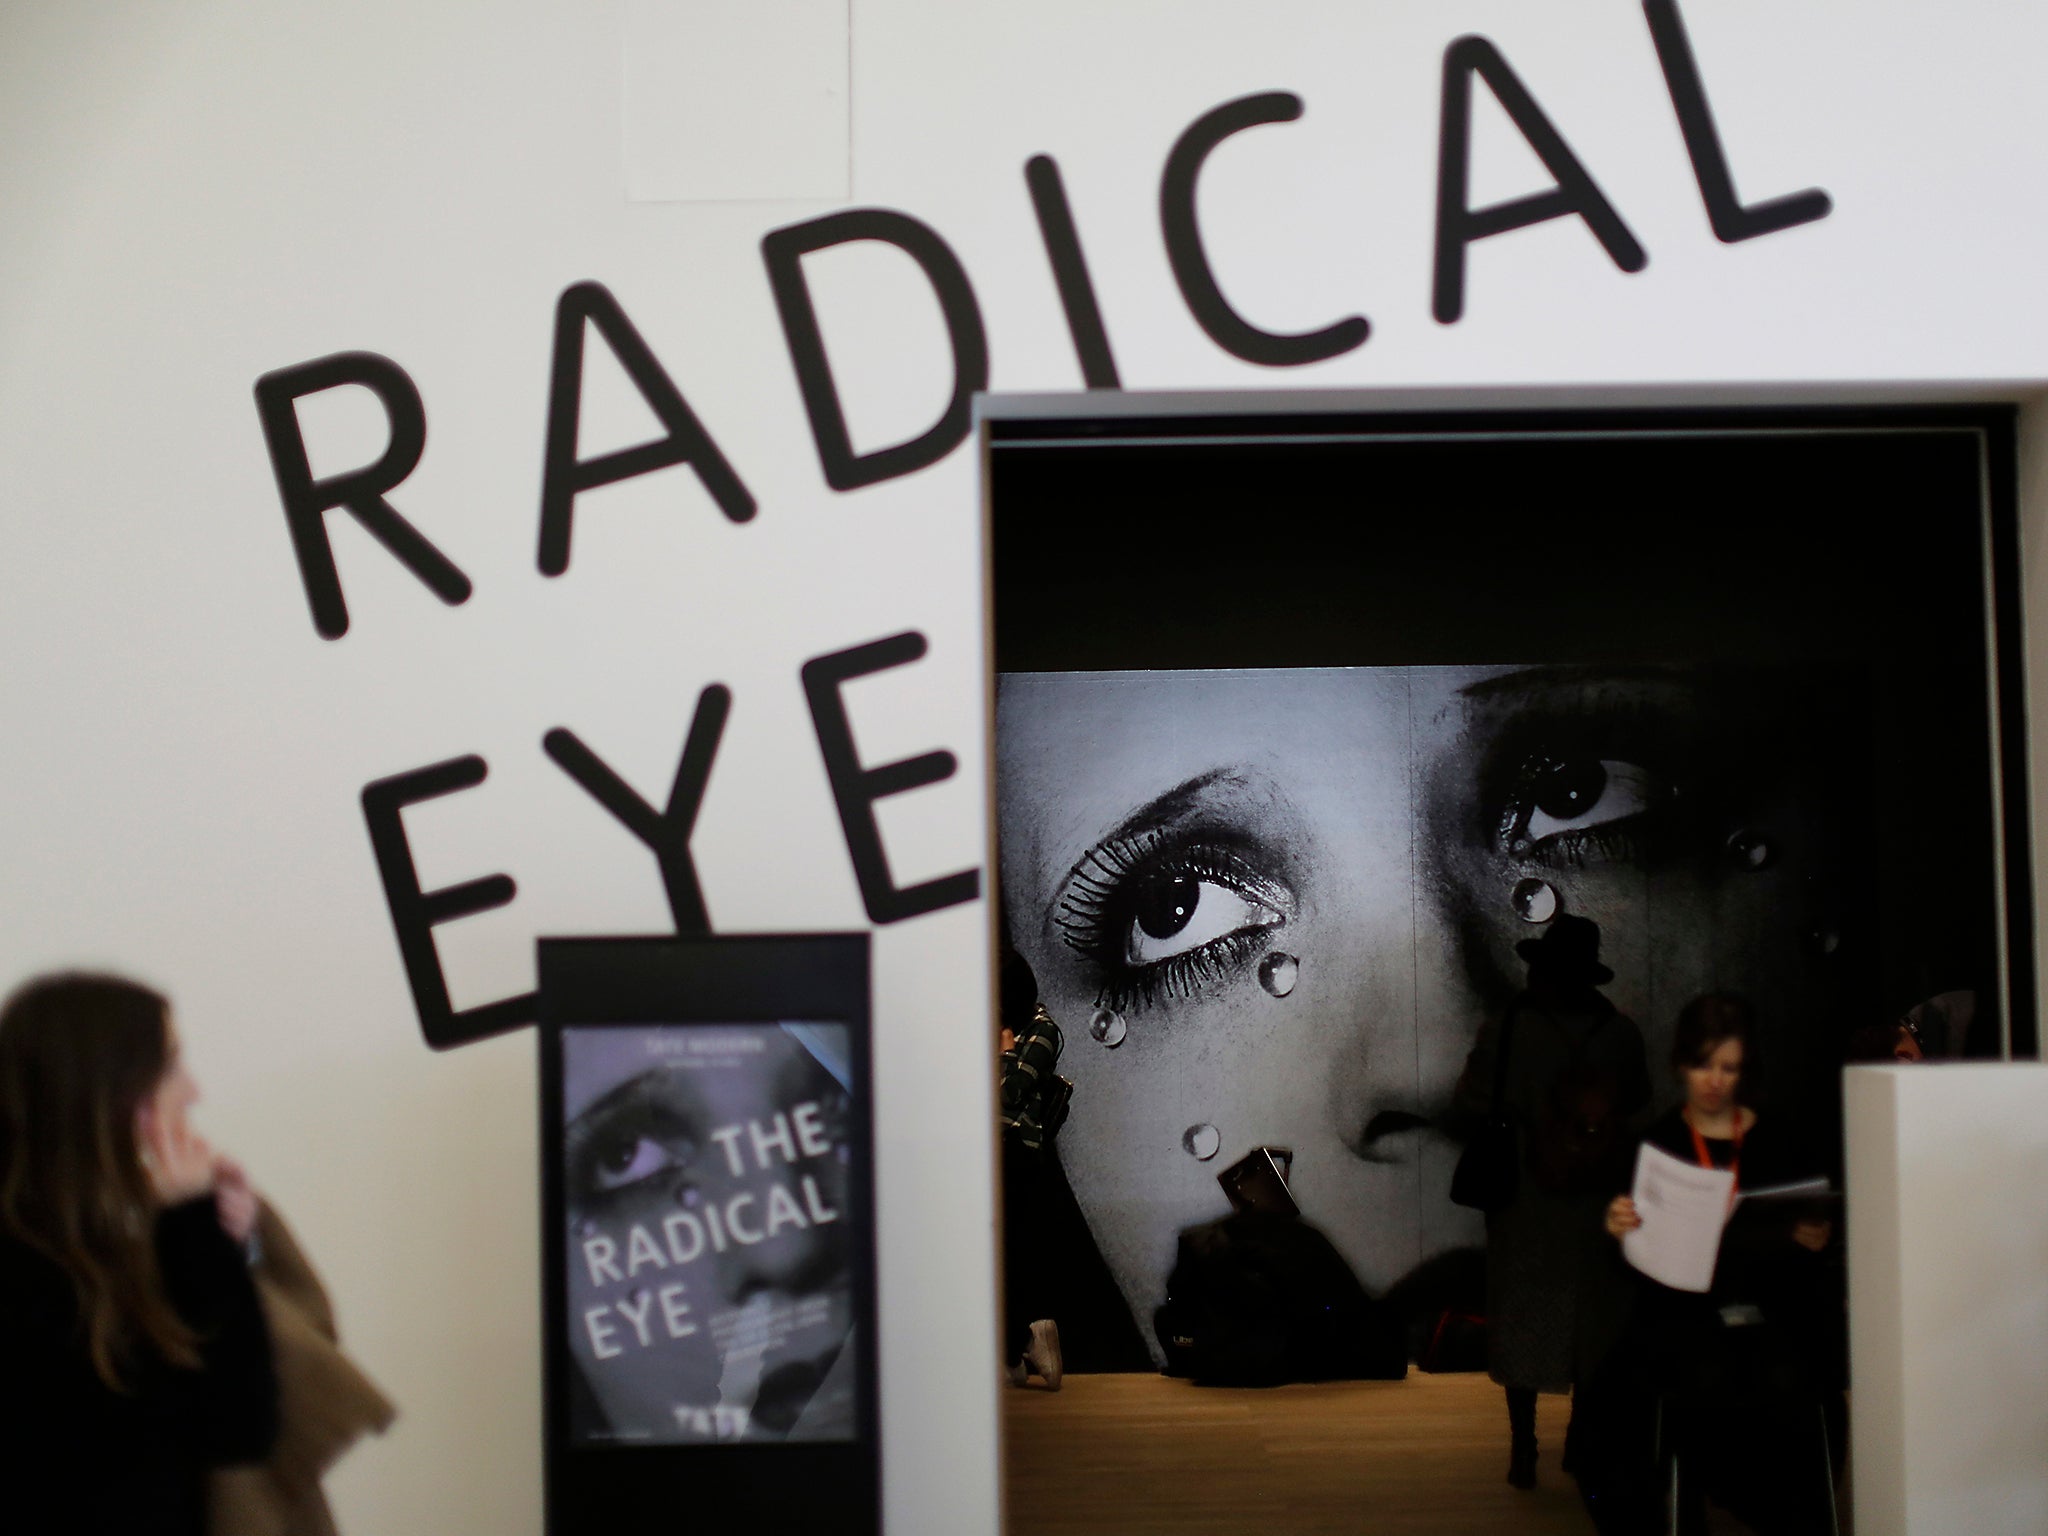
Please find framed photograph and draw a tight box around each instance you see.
[984,398,2029,1366]
[538,934,879,1536]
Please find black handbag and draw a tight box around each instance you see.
[1450,1006,1521,1212]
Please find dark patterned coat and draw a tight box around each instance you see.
[1455,987,1649,1392]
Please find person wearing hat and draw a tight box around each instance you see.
[1453,914,1649,1491]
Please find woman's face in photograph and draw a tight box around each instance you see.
[997,664,1833,1335]
[563,1027,854,1439]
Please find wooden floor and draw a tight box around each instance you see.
[1003,1371,1596,1536]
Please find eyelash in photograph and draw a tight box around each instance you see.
[1521,821,1653,871]
[1094,927,1275,1017]
[1053,829,1167,951]
[1054,835,1282,962]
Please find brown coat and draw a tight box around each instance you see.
[209,1202,397,1536]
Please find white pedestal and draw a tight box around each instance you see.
[1845,1063,2048,1536]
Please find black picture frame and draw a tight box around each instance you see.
[987,401,2034,1060]
[537,933,881,1536]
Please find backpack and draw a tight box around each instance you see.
[1152,1211,1407,1385]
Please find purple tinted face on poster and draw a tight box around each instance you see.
[561,1022,858,1445]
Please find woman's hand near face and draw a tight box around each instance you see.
[213,1155,259,1244]
[1604,1195,1641,1239]
[137,1102,216,1207]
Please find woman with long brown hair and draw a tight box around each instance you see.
[0,972,276,1533]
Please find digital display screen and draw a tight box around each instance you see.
[560,1021,861,1446]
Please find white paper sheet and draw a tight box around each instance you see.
[1621,1141,1736,1293]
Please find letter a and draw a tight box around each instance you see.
[1432,36,1647,323]
[537,281,756,576]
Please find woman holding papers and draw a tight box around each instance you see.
[1584,992,1841,1536]
[1604,994,1832,1255]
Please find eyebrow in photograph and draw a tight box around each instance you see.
[565,1070,675,1145]
[1095,766,1248,842]
[1458,664,1707,704]
[1047,767,1250,908]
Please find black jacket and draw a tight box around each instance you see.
[0,1197,278,1535]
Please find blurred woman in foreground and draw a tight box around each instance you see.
[0,973,276,1534]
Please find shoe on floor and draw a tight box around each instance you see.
[1023,1319,1063,1391]
[1508,1438,1537,1490]
[1006,1355,1028,1387]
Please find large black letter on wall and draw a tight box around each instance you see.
[254,352,472,640]
[802,633,980,924]
[1643,0,1832,242]
[361,755,535,1049]
[542,683,731,933]
[1161,92,1369,367]
[1432,37,1648,324]
[537,281,756,577]
[762,211,988,492]
[1025,155,1122,389]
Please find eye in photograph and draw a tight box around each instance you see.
[567,1082,702,1206]
[1458,675,1719,879]
[590,1132,683,1193]
[1500,753,1677,867]
[1053,827,1293,1016]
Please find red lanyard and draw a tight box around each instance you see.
[1685,1107,1743,1191]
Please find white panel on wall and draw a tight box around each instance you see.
[1846,1064,2048,1536]
[623,0,850,201]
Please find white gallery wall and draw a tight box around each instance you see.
[4,3,2048,1532]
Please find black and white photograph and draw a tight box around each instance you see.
[986,409,2028,1464]
[561,1022,860,1446]
[997,659,1867,1350]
